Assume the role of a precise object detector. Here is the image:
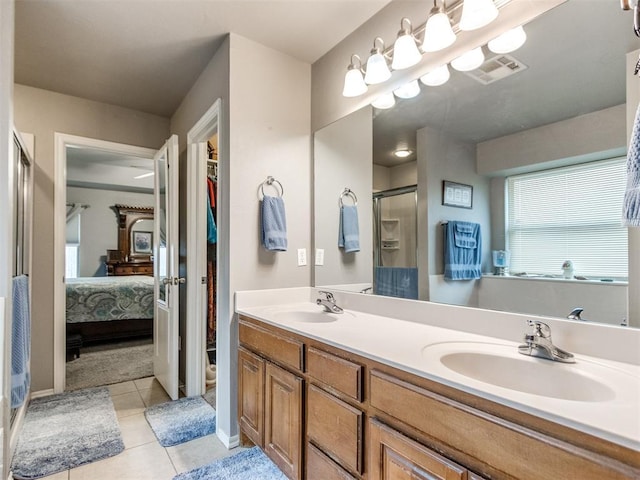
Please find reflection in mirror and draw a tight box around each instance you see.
[313,1,636,327]
[156,152,168,303]
[130,218,154,257]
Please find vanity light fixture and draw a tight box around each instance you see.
[422,0,456,53]
[365,37,392,85]
[451,46,485,71]
[420,64,450,86]
[394,149,413,158]
[393,80,421,99]
[459,0,499,31]
[488,25,527,54]
[342,54,368,97]
[391,18,422,70]
[371,92,396,109]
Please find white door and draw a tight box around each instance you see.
[153,134,180,399]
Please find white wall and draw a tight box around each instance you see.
[314,107,372,288]
[66,186,154,277]
[13,85,170,391]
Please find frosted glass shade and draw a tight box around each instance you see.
[451,47,485,71]
[488,26,527,54]
[420,64,450,86]
[365,52,392,84]
[391,34,422,70]
[371,93,396,109]
[393,80,420,99]
[459,0,499,31]
[342,68,368,97]
[422,11,456,52]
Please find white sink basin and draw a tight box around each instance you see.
[274,310,340,324]
[422,342,627,402]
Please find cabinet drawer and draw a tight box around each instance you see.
[368,418,467,480]
[239,319,304,372]
[307,384,363,475]
[307,347,363,402]
[307,443,357,480]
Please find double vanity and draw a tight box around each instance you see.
[236,288,640,480]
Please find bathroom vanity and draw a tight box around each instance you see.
[237,291,640,480]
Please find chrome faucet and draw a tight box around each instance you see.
[316,291,344,314]
[567,307,584,321]
[518,320,575,363]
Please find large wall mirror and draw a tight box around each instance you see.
[314,1,637,327]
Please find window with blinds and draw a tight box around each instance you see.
[506,157,628,279]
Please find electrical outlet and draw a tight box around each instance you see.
[297,248,307,266]
[315,248,324,266]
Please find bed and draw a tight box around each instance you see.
[66,275,154,344]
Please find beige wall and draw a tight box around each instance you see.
[13,85,170,390]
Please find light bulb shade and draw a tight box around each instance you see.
[422,11,456,52]
[371,92,396,109]
[420,64,450,86]
[393,80,420,99]
[391,33,422,70]
[365,52,392,84]
[342,68,368,97]
[488,25,527,54]
[459,0,499,31]
[451,47,485,71]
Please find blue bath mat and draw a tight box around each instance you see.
[174,446,286,480]
[11,387,124,479]
[145,396,216,447]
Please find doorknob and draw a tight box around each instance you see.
[173,277,186,285]
[162,277,172,286]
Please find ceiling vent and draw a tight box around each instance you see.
[463,54,527,85]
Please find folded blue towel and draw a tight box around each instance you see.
[12,275,30,409]
[374,267,418,299]
[261,195,287,251]
[207,189,217,244]
[338,205,360,253]
[444,221,482,280]
[623,103,640,226]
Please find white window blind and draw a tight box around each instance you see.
[506,158,628,278]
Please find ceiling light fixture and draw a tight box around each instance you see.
[394,149,413,158]
[391,18,422,70]
[342,54,368,97]
[134,171,154,179]
[459,0,499,31]
[393,80,421,99]
[422,0,456,53]
[420,64,450,87]
[371,92,396,109]
[488,25,527,54]
[451,47,485,71]
[364,37,392,85]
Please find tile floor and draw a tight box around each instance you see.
[41,377,244,480]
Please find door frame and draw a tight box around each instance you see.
[53,133,156,393]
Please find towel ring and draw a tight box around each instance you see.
[258,176,284,199]
[339,188,358,207]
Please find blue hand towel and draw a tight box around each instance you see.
[207,189,217,244]
[623,103,640,226]
[261,195,287,251]
[444,221,482,280]
[338,205,360,253]
[374,267,418,299]
[12,275,30,409]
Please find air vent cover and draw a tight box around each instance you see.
[463,54,527,85]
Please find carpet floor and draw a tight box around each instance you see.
[66,338,153,391]
[145,396,216,447]
[11,387,124,479]
[174,446,286,480]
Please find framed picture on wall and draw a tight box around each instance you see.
[442,181,473,209]
[133,231,153,254]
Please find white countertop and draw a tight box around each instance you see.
[237,298,640,452]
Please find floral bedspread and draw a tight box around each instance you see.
[66,276,154,323]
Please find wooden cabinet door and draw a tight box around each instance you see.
[368,419,467,480]
[238,347,265,447]
[265,362,304,480]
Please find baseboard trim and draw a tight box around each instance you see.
[9,399,28,461]
[30,389,54,399]
[216,429,239,449]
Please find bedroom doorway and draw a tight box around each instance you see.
[53,134,157,393]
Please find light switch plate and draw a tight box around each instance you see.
[315,248,324,266]
[297,248,307,266]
